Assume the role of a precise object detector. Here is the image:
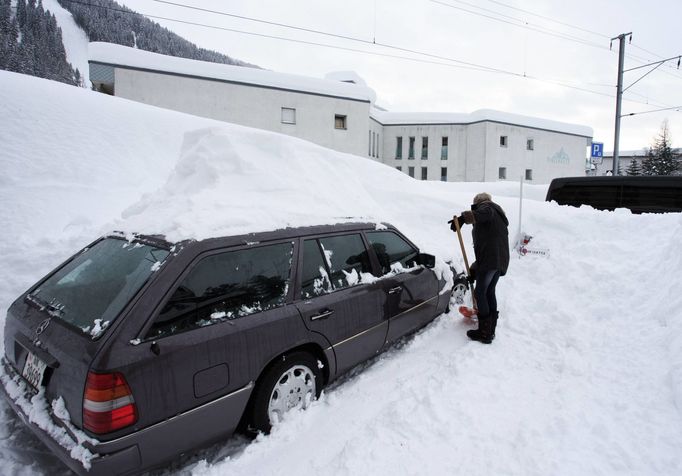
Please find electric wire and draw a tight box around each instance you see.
[61,0,677,112]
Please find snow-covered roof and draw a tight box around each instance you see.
[371,108,593,138]
[88,42,376,103]
[604,148,681,157]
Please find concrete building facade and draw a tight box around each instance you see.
[89,42,593,184]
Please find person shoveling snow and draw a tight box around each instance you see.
[451,192,510,344]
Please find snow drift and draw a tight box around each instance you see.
[1,69,682,475]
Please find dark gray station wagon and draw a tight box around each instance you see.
[1,223,462,475]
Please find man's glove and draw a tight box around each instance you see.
[448,216,462,231]
[461,210,475,224]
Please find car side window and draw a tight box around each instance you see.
[300,239,333,299]
[147,242,293,339]
[318,234,370,289]
[366,231,418,275]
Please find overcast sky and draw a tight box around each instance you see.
[117,0,682,152]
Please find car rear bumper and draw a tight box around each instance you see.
[1,358,253,475]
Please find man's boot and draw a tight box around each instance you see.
[491,311,499,340]
[466,315,493,344]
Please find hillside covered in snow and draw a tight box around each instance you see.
[1,70,682,475]
[0,0,253,88]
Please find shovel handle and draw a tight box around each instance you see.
[453,215,477,310]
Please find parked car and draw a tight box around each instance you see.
[1,223,466,475]
[546,176,682,213]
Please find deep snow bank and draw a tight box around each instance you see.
[2,71,682,475]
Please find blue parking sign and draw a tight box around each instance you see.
[591,142,603,158]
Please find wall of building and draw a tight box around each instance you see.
[380,124,471,182]
[379,121,589,184]
[113,68,371,157]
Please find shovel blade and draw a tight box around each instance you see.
[458,305,477,318]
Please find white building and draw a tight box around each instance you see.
[89,42,593,184]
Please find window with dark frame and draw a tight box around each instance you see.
[421,167,427,180]
[441,136,448,160]
[525,169,533,180]
[527,138,534,150]
[500,135,508,147]
[408,166,415,178]
[396,166,402,171]
[408,137,415,159]
[499,167,507,180]
[441,167,447,182]
[334,114,347,130]
[421,136,428,160]
[396,136,403,159]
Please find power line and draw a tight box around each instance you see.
[60,0,676,109]
[485,0,609,39]
[431,0,607,51]
[477,0,682,81]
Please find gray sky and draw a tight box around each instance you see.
[117,0,682,152]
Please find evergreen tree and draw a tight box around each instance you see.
[625,158,642,176]
[642,121,679,176]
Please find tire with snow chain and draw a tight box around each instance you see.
[248,351,322,434]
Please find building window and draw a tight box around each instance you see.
[281,107,296,124]
[500,135,508,147]
[421,167,427,180]
[441,137,448,160]
[421,136,428,160]
[396,137,403,159]
[408,166,415,178]
[368,131,372,156]
[408,137,415,159]
[377,133,380,157]
[525,169,533,180]
[499,167,507,180]
[371,131,376,157]
[335,114,347,130]
[527,138,534,150]
[441,167,447,182]
[396,166,402,171]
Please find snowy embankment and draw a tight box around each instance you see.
[1,70,682,475]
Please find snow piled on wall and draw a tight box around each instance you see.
[1,69,682,475]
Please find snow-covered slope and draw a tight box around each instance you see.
[43,0,91,86]
[1,70,682,475]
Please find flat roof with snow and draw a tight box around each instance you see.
[371,108,593,138]
[88,42,375,103]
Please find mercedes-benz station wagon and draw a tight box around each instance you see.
[1,223,464,475]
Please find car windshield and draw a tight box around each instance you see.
[29,238,169,337]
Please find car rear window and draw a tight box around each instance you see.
[28,238,169,337]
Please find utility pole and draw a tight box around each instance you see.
[610,32,631,176]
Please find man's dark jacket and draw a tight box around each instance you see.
[471,200,510,276]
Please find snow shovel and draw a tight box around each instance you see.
[453,215,477,318]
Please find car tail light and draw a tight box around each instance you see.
[83,371,137,434]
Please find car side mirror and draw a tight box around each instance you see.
[416,253,435,269]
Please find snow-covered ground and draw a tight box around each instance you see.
[1,70,682,475]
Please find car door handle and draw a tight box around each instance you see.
[311,309,334,321]
[388,286,403,295]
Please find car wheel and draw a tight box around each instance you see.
[445,277,469,313]
[452,281,468,305]
[249,351,322,434]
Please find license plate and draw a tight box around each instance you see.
[22,352,47,390]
